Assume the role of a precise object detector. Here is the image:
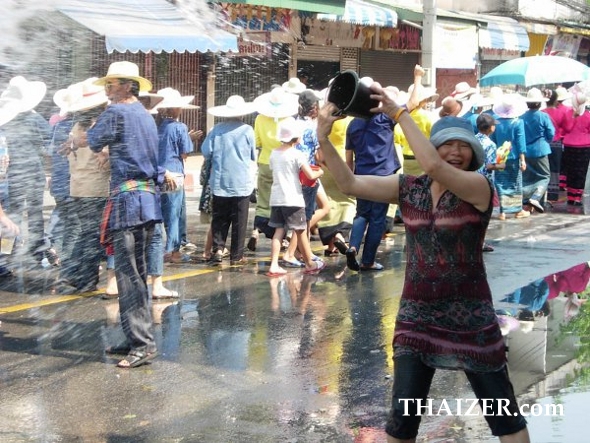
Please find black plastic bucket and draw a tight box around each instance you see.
[326,70,379,119]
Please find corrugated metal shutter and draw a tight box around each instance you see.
[297,45,341,62]
[359,51,419,89]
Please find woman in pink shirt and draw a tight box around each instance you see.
[562,90,590,205]
[542,87,571,201]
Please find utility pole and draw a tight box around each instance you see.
[422,0,436,87]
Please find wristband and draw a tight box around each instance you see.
[393,105,408,122]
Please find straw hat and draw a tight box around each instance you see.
[451,81,477,101]
[138,92,164,111]
[0,75,47,113]
[63,78,108,114]
[524,87,548,103]
[207,95,256,117]
[276,117,304,142]
[555,86,571,102]
[93,61,152,92]
[282,77,307,94]
[153,87,199,110]
[493,93,527,119]
[253,87,299,119]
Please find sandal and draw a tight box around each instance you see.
[346,247,360,272]
[105,344,132,355]
[117,350,158,368]
[152,289,179,300]
[304,260,326,275]
[360,262,384,271]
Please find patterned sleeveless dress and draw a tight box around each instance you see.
[394,174,506,372]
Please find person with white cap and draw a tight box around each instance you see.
[266,117,325,277]
[542,86,572,201]
[0,75,53,267]
[52,77,110,295]
[247,87,299,252]
[491,94,530,220]
[520,87,555,213]
[316,64,530,443]
[201,95,257,266]
[152,87,198,265]
[562,86,590,206]
[71,61,169,368]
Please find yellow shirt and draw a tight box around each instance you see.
[328,116,353,159]
[254,114,283,165]
[394,108,433,157]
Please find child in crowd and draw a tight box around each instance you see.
[476,113,503,252]
[266,117,326,277]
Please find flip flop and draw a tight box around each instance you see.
[152,289,179,300]
[281,258,303,268]
[304,260,326,275]
[360,262,384,271]
[117,350,158,368]
[266,271,287,278]
[101,292,119,300]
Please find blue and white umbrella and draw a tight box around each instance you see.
[480,55,590,87]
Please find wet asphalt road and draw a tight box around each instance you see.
[1,199,590,443]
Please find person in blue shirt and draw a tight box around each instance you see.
[154,87,197,264]
[345,94,401,271]
[520,88,555,213]
[201,95,257,265]
[73,62,173,369]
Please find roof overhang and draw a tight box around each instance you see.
[58,0,238,54]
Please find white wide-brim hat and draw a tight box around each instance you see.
[277,117,304,142]
[408,84,439,103]
[451,81,477,101]
[208,95,256,117]
[254,87,299,119]
[152,87,199,110]
[524,87,548,103]
[62,78,108,114]
[138,92,164,111]
[1,75,47,113]
[282,77,306,94]
[94,61,152,92]
[0,99,21,127]
[555,86,571,102]
[493,93,527,118]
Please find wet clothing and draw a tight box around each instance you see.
[394,174,505,372]
[475,132,497,183]
[87,100,162,355]
[521,109,554,204]
[492,117,527,215]
[562,110,590,204]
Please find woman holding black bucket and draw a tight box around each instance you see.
[317,65,530,443]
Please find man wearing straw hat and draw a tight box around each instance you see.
[72,61,172,368]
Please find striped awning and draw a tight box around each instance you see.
[479,19,530,52]
[58,0,238,54]
[316,0,397,27]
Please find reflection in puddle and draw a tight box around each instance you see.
[494,262,590,443]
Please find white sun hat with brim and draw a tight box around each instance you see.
[93,61,152,92]
[524,87,548,103]
[0,99,21,127]
[208,95,256,117]
[138,91,164,111]
[493,93,528,118]
[555,86,571,102]
[276,117,304,142]
[282,77,306,94]
[152,87,199,110]
[254,87,299,119]
[66,78,109,114]
[0,75,47,113]
[408,84,439,103]
[451,81,477,101]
